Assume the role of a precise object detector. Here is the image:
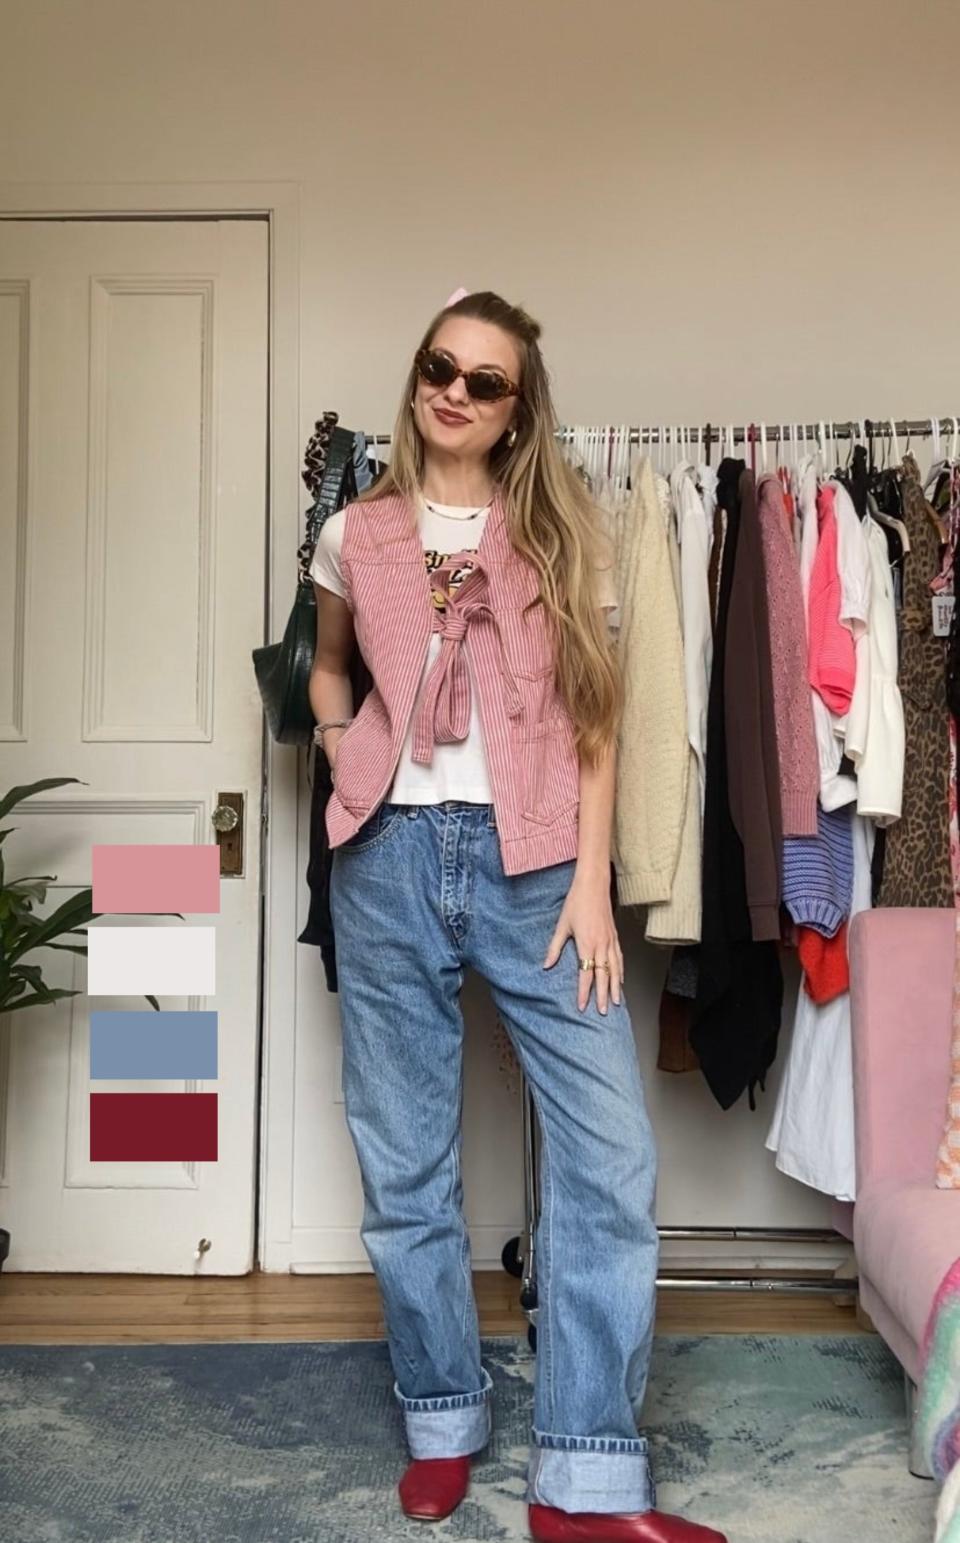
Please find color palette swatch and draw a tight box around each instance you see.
[89,843,221,1161]
[87,926,216,996]
[90,1093,218,1162]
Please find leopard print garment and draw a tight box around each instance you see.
[878,453,954,908]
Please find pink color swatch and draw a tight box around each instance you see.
[92,844,221,914]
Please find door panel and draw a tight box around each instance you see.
[0,218,268,1272]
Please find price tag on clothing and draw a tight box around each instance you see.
[933,593,956,636]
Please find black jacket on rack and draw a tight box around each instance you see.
[690,458,784,1111]
[296,441,387,991]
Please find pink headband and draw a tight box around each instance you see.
[443,286,470,308]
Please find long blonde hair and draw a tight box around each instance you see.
[358,290,622,766]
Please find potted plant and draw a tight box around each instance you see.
[0,777,167,1272]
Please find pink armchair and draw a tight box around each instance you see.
[849,906,960,1474]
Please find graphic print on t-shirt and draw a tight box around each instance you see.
[424,547,478,610]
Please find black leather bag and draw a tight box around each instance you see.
[252,416,359,745]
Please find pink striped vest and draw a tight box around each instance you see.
[324,486,582,875]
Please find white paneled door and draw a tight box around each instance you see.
[0,218,268,1272]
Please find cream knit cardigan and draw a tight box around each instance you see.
[645,468,702,944]
[613,452,689,908]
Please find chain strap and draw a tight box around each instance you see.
[297,411,339,585]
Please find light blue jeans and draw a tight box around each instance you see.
[329,799,660,1513]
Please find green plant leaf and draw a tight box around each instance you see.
[1,988,82,1013]
[5,889,95,963]
[0,778,88,822]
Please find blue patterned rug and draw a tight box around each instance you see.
[0,1333,938,1542]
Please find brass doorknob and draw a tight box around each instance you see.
[211,803,239,833]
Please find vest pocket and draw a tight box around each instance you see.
[520,710,580,825]
[331,691,392,815]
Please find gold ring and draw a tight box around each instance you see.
[578,957,595,971]
[595,961,611,972]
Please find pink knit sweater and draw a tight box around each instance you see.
[808,484,857,716]
[756,472,819,836]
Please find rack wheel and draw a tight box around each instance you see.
[501,1235,524,1278]
[527,1322,538,1353]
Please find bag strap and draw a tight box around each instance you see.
[298,416,360,584]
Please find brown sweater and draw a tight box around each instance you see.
[723,467,783,940]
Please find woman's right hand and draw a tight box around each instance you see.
[324,726,348,780]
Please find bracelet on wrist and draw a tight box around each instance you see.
[313,718,353,747]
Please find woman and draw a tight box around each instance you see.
[308,289,726,1543]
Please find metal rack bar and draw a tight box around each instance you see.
[514,1082,860,1324]
[365,414,960,449]
[657,1275,858,1295]
[658,1227,846,1244]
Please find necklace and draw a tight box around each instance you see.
[422,494,491,521]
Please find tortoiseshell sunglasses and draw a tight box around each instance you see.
[414,346,521,403]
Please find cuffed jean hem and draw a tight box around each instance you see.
[527,1433,656,1513]
[394,1366,494,1458]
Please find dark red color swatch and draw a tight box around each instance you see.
[90,1093,218,1161]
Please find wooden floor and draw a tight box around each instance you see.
[0,1269,870,1345]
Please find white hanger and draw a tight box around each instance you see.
[572,424,586,477]
[617,425,632,490]
[925,415,944,492]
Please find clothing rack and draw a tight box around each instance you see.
[360,411,953,1299]
[364,416,960,451]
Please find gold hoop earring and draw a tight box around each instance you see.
[506,426,518,448]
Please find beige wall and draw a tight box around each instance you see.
[4,0,958,436]
[4,0,958,1254]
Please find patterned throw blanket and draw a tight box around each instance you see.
[918,1257,960,1541]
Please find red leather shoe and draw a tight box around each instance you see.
[398,1455,471,1520]
[528,1502,727,1543]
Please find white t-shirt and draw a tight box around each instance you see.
[310,493,617,805]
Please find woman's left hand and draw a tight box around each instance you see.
[543,869,624,1013]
